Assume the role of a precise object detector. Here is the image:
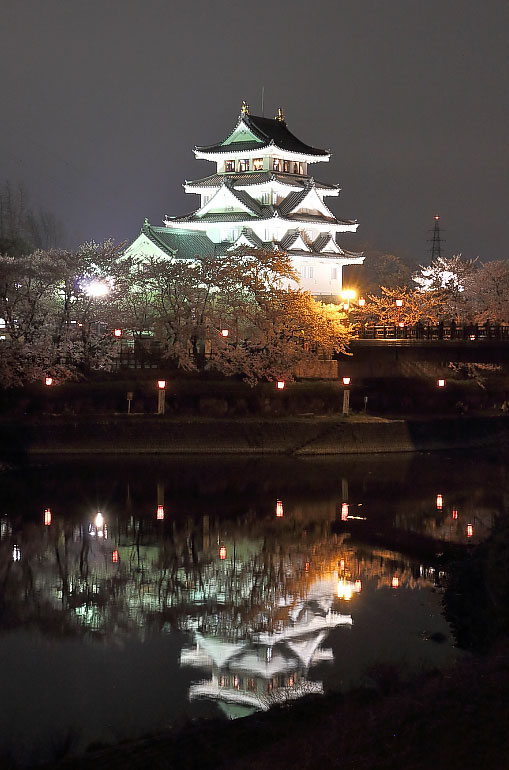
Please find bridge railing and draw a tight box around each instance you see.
[355,323,509,341]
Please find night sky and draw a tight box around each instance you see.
[2,0,508,263]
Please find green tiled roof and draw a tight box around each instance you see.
[196,113,329,157]
[141,223,215,259]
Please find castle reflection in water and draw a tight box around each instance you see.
[0,452,500,719]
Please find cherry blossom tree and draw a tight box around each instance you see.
[413,255,478,320]
[357,286,446,326]
[468,260,509,323]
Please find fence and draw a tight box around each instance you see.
[356,323,509,341]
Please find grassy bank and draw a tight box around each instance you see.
[0,413,508,457]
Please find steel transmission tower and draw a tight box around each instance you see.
[428,214,445,260]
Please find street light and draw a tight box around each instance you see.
[157,380,166,414]
[85,280,109,298]
[221,329,229,337]
[395,298,403,333]
[340,289,357,324]
[340,289,357,306]
[276,380,285,390]
[342,376,351,415]
[44,377,53,386]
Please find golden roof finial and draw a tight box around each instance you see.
[275,107,285,122]
[241,100,250,115]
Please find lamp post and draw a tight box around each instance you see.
[395,298,403,336]
[340,289,357,326]
[157,380,166,414]
[342,376,351,415]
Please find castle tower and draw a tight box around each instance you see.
[126,103,363,297]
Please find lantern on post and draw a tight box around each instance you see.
[157,380,166,414]
[342,377,351,415]
[44,377,53,386]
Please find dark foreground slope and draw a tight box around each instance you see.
[38,643,509,770]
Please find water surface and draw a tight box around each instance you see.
[0,450,506,765]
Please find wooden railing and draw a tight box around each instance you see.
[355,323,509,341]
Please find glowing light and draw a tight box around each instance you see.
[340,289,356,301]
[452,509,458,519]
[221,329,229,337]
[13,545,21,561]
[355,579,362,592]
[435,215,440,221]
[157,380,166,390]
[276,499,284,517]
[337,580,352,600]
[469,334,476,341]
[44,508,51,526]
[342,376,351,386]
[85,280,109,298]
[112,550,119,563]
[358,298,366,307]
[113,328,122,337]
[44,377,53,386]
[395,299,403,307]
[340,558,345,570]
[437,379,446,388]
[157,505,165,520]
[276,380,285,390]
[341,502,349,520]
[398,321,405,327]
[392,576,400,588]
[95,512,104,528]
[467,524,473,538]
[305,562,310,572]
[219,545,227,560]
[436,494,443,510]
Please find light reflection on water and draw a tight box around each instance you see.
[0,450,507,764]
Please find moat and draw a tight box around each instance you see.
[0,449,507,766]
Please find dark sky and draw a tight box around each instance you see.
[2,0,508,263]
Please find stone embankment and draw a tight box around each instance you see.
[0,414,508,456]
